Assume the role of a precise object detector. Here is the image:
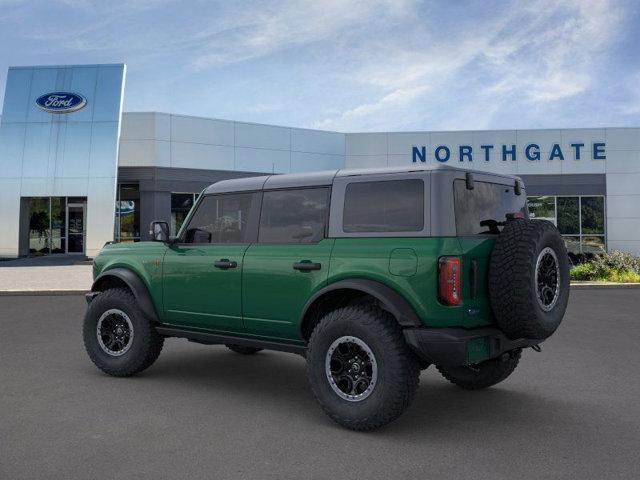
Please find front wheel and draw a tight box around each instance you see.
[436,349,521,390]
[83,288,164,377]
[307,305,420,431]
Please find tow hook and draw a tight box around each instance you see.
[531,344,542,352]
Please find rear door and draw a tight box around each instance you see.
[162,192,260,332]
[242,187,333,341]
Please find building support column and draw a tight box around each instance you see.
[139,187,171,241]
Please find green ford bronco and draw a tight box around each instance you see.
[83,165,569,430]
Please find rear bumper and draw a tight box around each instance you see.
[403,326,540,367]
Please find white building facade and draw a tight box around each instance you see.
[345,128,639,255]
[1,64,639,258]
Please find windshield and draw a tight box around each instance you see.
[454,179,528,235]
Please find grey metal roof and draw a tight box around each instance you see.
[263,170,338,189]
[203,164,521,194]
[335,164,520,180]
[204,175,270,194]
[203,170,338,194]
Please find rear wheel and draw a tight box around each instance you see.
[307,305,420,431]
[437,349,521,390]
[226,344,263,355]
[83,288,164,377]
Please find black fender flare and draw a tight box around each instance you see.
[299,279,422,335]
[91,268,159,322]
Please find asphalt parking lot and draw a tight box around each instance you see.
[1,289,639,480]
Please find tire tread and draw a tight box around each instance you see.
[307,304,420,431]
[489,219,569,340]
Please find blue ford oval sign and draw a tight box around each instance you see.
[35,92,87,114]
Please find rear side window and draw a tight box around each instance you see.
[259,188,330,243]
[454,180,527,235]
[183,193,255,244]
[343,179,424,233]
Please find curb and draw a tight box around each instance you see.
[570,282,640,289]
[0,290,89,296]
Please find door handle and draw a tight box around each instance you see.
[293,261,321,271]
[214,259,237,269]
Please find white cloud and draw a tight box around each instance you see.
[313,85,428,130]
[2,0,631,130]
[617,71,640,116]
[314,0,625,130]
[191,0,415,69]
[482,0,621,103]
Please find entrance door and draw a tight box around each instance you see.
[66,203,86,254]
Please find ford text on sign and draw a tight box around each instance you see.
[35,92,87,114]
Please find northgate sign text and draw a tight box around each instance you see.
[412,142,606,163]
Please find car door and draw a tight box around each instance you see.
[162,191,260,332]
[242,187,333,341]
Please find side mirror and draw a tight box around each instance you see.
[149,221,170,242]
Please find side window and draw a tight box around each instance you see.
[259,188,329,244]
[343,179,424,233]
[182,193,255,244]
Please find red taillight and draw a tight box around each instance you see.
[438,256,461,306]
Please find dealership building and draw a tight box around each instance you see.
[1,63,639,258]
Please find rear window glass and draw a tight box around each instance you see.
[343,179,424,233]
[454,179,527,235]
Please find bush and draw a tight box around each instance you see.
[570,250,640,282]
[569,263,596,281]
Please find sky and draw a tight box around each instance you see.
[0,0,639,132]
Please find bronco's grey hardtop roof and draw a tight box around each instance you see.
[203,164,521,194]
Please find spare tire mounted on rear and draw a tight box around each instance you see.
[489,219,570,340]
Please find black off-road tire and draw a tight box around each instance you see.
[436,349,521,390]
[83,288,164,377]
[489,219,570,340]
[226,344,263,355]
[307,305,420,431]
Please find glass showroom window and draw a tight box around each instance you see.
[28,197,52,255]
[527,196,605,254]
[27,197,75,255]
[171,193,199,236]
[114,184,140,242]
[50,197,66,254]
